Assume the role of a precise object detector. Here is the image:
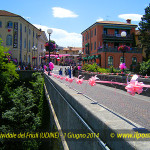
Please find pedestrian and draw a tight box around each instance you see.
[59,68,63,75]
[65,68,67,76]
[69,67,71,78]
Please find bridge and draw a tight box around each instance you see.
[17,69,150,149]
[43,68,150,150]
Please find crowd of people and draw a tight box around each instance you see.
[59,66,79,78]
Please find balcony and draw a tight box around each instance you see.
[97,47,142,53]
[102,34,133,42]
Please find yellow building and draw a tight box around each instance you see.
[0,10,47,67]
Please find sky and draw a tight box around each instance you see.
[0,0,149,47]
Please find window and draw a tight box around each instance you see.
[6,35,12,46]
[28,55,30,63]
[25,26,26,32]
[29,40,30,52]
[83,36,84,42]
[103,28,107,34]
[108,56,113,66]
[120,56,125,63]
[29,29,31,35]
[94,42,96,50]
[91,43,93,51]
[7,21,13,28]
[24,39,26,48]
[115,29,119,35]
[0,21,2,28]
[33,31,34,38]
[88,32,90,39]
[126,29,130,35]
[132,57,137,66]
[85,34,87,41]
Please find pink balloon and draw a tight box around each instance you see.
[125,75,144,96]
[68,78,74,83]
[49,62,54,70]
[88,75,99,86]
[119,63,126,70]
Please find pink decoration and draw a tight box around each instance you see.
[68,78,74,83]
[44,65,47,70]
[49,62,54,70]
[125,75,144,96]
[65,77,69,81]
[119,63,126,70]
[60,76,64,80]
[145,74,148,78]
[76,75,84,84]
[57,75,60,78]
[88,75,99,86]
[78,66,81,70]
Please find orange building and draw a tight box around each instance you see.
[81,20,142,69]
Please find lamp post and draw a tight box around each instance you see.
[32,46,37,67]
[121,31,127,64]
[47,29,53,75]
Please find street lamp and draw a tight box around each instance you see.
[121,31,127,73]
[32,46,37,67]
[47,29,53,75]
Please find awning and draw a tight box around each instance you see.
[85,43,89,47]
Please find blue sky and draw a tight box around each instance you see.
[0,0,149,47]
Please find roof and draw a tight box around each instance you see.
[97,21,137,26]
[63,47,82,51]
[0,10,41,32]
[0,10,20,17]
[81,20,137,34]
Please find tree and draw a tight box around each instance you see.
[139,3,150,60]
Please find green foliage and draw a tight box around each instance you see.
[0,39,46,149]
[97,67,108,73]
[140,59,150,75]
[86,63,98,72]
[0,39,19,94]
[139,3,150,59]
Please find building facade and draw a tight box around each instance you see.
[58,47,82,66]
[0,10,47,68]
[81,20,142,69]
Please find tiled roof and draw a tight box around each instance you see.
[0,10,20,17]
[97,21,136,26]
[63,47,82,51]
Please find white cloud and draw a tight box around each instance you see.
[52,7,78,18]
[34,24,82,47]
[96,17,104,22]
[118,14,143,21]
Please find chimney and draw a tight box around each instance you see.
[126,19,131,24]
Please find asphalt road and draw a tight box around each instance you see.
[52,65,150,129]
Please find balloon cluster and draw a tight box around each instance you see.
[44,71,150,96]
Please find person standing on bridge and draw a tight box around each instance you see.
[69,66,71,78]
[59,68,63,75]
